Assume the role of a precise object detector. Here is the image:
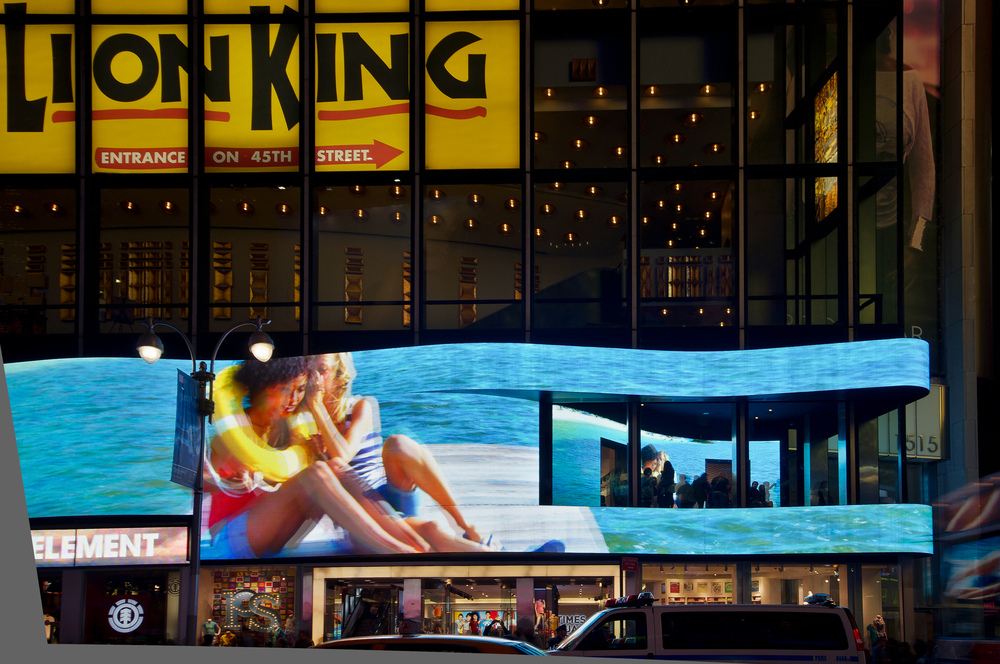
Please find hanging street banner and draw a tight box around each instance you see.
[314,22,409,172]
[204,5,301,173]
[0,12,75,174]
[90,24,189,173]
[424,20,520,170]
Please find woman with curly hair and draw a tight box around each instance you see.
[205,356,429,557]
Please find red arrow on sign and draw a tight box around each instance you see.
[315,140,404,169]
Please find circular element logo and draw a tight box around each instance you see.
[167,578,181,595]
[108,598,144,633]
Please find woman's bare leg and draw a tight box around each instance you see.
[404,518,492,553]
[243,462,424,556]
[382,434,482,542]
[325,458,431,552]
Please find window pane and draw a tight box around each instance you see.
[314,184,411,331]
[423,183,523,330]
[98,188,189,334]
[746,9,839,166]
[640,402,735,509]
[0,188,77,334]
[639,179,735,328]
[533,11,629,170]
[532,180,627,330]
[639,16,735,169]
[749,401,842,509]
[209,186,300,332]
[553,403,628,507]
[746,177,842,327]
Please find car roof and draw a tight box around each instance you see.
[313,634,547,654]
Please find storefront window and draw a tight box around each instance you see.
[38,571,63,644]
[210,566,296,646]
[84,569,177,644]
[858,564,900,650]
[642,562,736,606]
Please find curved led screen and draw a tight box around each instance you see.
[7,340,930,559]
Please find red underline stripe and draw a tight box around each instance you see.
[318,103,410,121]
[425,104,487,119]
[92,108,189,120]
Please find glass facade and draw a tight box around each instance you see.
[4,0,992,656]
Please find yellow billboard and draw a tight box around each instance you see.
[204,0,299,13]
[0,22,75,174]
[315,0,408,11]
[0,1,73,13]
[204,17,301,173]
[424,21,519,170]
[314,22,409,172]
[426,1,520,10]
[91,0,186,13]
[90,25,189,173]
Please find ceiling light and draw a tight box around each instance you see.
[683,112,704,126]
[504,198,521,210]
[388,185,406,199]
[582,115,602,128]
[349,185,366,196]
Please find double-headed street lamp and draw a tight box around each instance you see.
[136,316,274,646]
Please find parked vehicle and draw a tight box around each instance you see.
[548,592,867,663]
[313,633,549,655]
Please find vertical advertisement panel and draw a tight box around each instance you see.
[90,24,189,174]
[426,1,520,9]
[314,22,409,172]
[91,0,186,13]
[424,20,519,170]
[0,21,75,174]
[204,13,300,173]
[315,0,409,11]
[205,0,299,12]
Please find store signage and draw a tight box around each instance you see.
[31,527,189,567]
[221,589,282,633]
[621,557,639,572]
[108,598,145,634]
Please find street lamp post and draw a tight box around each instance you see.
[136,316,274,646]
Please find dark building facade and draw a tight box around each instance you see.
[2,0,994,656]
